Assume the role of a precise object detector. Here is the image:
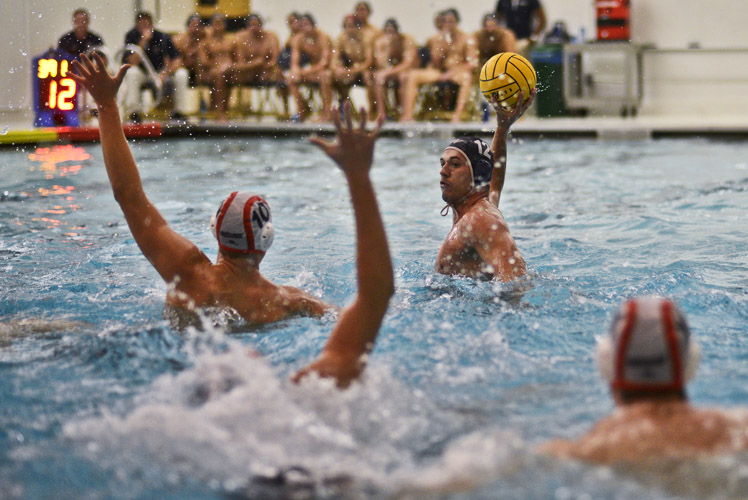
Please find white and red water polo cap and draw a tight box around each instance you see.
[597,296,699,392]
[210,191,274,254]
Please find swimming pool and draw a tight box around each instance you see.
[1,135,747,499]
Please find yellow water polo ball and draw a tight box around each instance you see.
[479,52,537,108]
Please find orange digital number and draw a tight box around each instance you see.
[48,81,57,109]
[47,79,77,110]
[57,79,76,110]
[38,59,58,78]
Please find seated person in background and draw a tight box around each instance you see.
[435,90,533,280]
[198,14,236,120]
[399,8,478,123]
[331,15,373,95]
[277,12,303,117]
[353,1,382,48]
[58,8,104,59]
[121,11,190,122]
[494,0,546,54]
[286,14,334,122]
[277,11,302,73]
[475,13,517,66]
[542,296,748,463]
[231,14,281,85]
[173,14,208,87]
[69,53,339,329]
[58,8,106,124]
[371,18,418,119]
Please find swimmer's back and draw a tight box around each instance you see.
[164,255,330,326]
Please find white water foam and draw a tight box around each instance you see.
[62,337,478,494]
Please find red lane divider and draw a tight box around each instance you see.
[56,123,163,143]
[123,122,163,138]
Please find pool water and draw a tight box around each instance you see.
[1,135,748,499]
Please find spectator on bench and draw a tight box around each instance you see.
[399,8,478,123]
[121,11,189,122]
[371,18,418,119]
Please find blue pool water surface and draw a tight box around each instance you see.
[1,135,748,499]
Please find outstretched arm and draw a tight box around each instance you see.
[69,53,210,285]
[293,104,393,388]
[488,89,535,207]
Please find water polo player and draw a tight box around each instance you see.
[543,296,748,463]
[435,90,534,280]
[69,53,333,327]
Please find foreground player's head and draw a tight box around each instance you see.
[597,296,700,403]
[211,192,274,257]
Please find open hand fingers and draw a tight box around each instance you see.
[357,106,367,131]
[332,105,343,133]
[514,91,525,114]
[113,64,131,88]
[370,112,385,139]
[78,52,96,72]
[343,101,353,131]
[69,60,88,82]
[92,51,108,71]
[522,88,537,111]
[308,135,334,156]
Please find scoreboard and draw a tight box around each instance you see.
[33,50,80,127]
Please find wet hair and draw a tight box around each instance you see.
[185,13,201,28]
[343,14,362,28]
[434,11,445,29]
[247,13,263,26]
[72,8,89,20]
[355,1,372,14]
[135,11,153,24]
[443,8,460,23]
[300,13,316,26]
[383,18,400,33]
[483,13,498,25]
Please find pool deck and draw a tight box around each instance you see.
[1,114,747,147]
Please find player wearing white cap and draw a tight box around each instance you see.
[72,53,393,387]
[69,53,350,327]
[543,296,748,463]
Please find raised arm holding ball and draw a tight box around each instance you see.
[435,52,535,281]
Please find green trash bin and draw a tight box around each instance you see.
[531,44,568,117]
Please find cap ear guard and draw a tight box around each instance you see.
[210,211,218,239]
[684,340,700,382]
[596,334,615,383]
[257,220,275,251]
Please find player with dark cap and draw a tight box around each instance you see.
[435,91,535,280]
[543,296,748,463]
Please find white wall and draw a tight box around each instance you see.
[2,0,748,123]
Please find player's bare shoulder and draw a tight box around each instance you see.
[463,198,510,237]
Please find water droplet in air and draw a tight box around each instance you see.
[1,127,9,135]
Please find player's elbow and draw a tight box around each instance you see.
[361,273,395,306]
[111,186,138,207]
